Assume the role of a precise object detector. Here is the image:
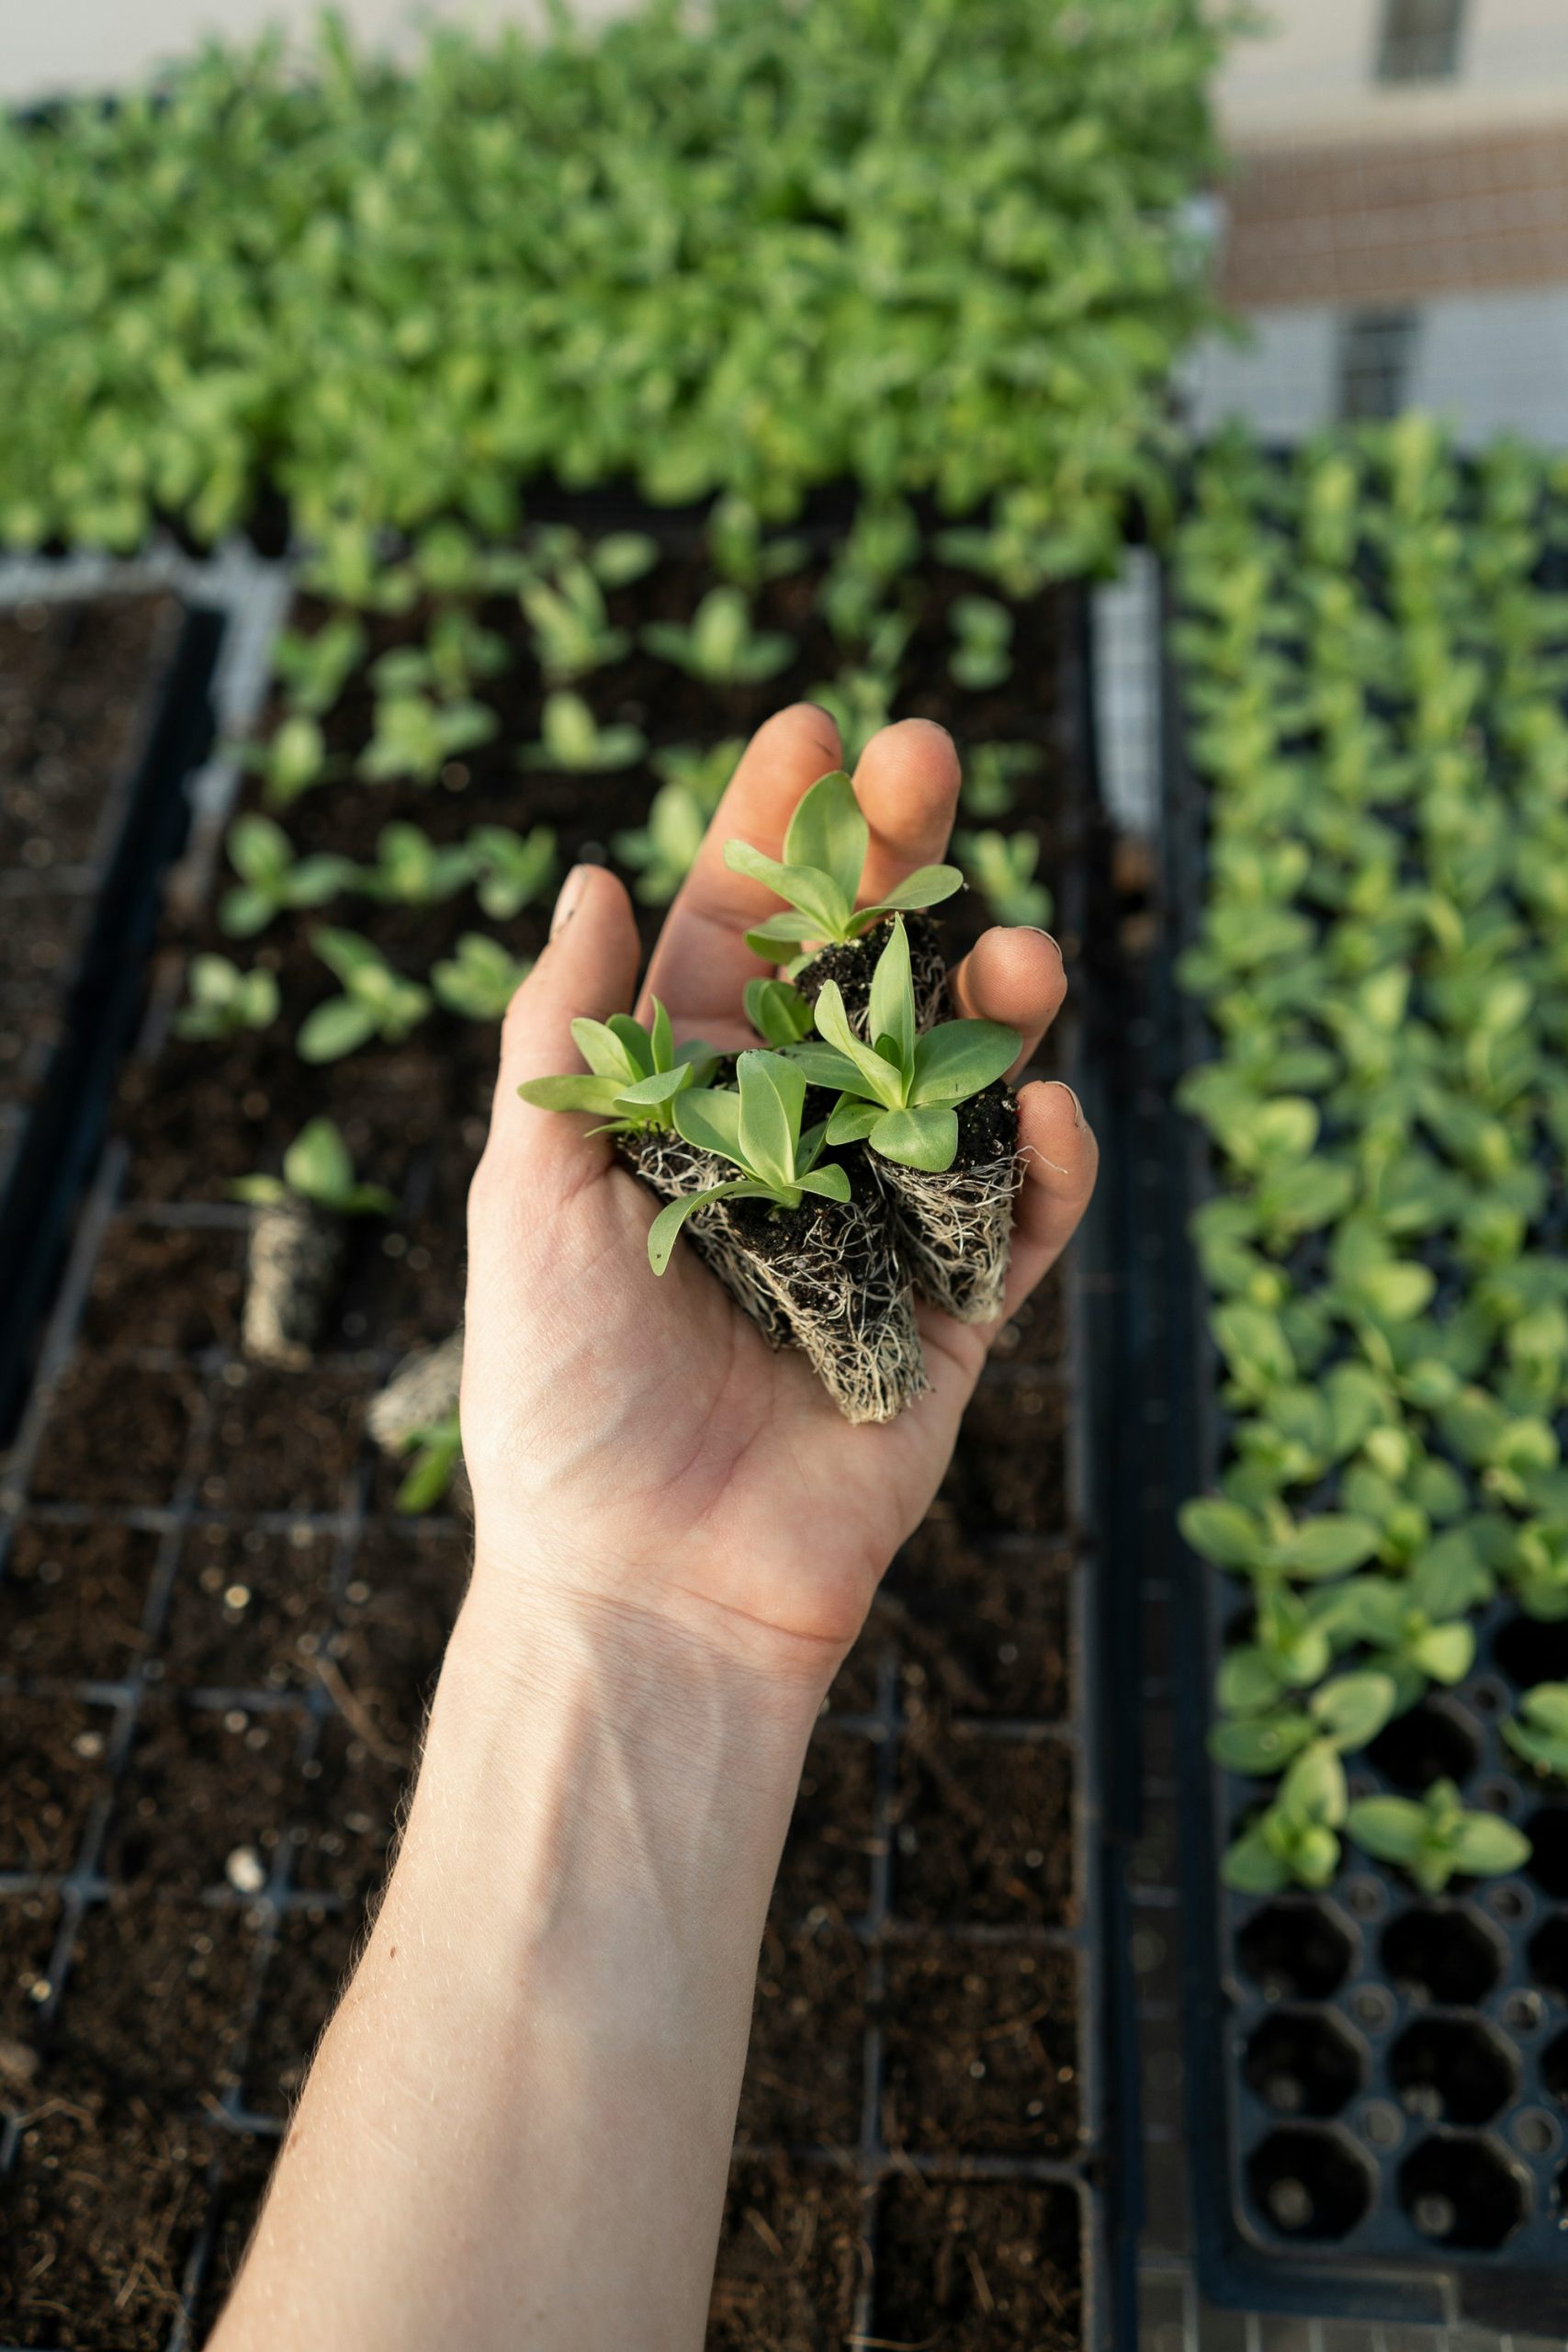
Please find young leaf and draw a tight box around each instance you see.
[671,1087,746,1166]
[782,772,866,913]
[867,917,917,1077]
[737,1051,805,1193]
[869,1104,960,1171]
[518,1074,626,1116]
[855,864,964,929]
[744,978,814,1048]
[647,1180,764,1275]
[909,1021,1020,1105]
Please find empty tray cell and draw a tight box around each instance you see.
[80,1216,246,1353]
[28,1353,199,1507]
[289,1713,412,1901]
[1531,1917,1568,2002]
[894,1730,1076,1928]
[1366,1698,1482,1793]
[100,1698,304,1894]
[323,1527,469,1753]
[1382,1903,1506,2007]
[0,1694,116,1874]
[1247,2124,1376,2242]
[1541,2027,1568,2107]
[1494,1612,1568,1689]
[1243,2008,1365,2120]
[1397,2132,1529,2251]
[0,1518,159,1680]
[940,1376,1069,1534]
[890,1521,1073,1720]
[1390,2016,1517,2127]
[244,1900,365,2120]
[773,1730,881,1925]
[164,1522,337,1692]
[1523,1806,1568,1901]
[1235,1899,1356,2001]
[871,2176,1082,2350]
[57,1892,257,2101]
[739,1914,867,2150]
[882,1937,1079,2155]
[707,2156,866,2349]
[0,1890,62,2044]
[192,1364,368,1516]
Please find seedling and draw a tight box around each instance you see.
[1505,1683,1568,1779]
[355,822,473,905]
[521,691,646,773]
[432,933,532,1022]
[1347,1779,1531,1894]
[231,1118,398,1218]
[298,930,431,1062]
[468,824,558,920]
[725,769,961,960]
[807,667,896,765]
[954,828,1053,929]
[961,741,1043,820]
[517,1000,716,1136]
[1224,1740,1348,1894]
[175,955,280,1043]
[521,559,630,681]
[271,616,367,716]
[357,691,498,786]
[614,741,739,906]
[371,611,506,698]
[744,978,814,1047]
[641,587,793,686]
[948,594,1013,690]
[220,815,356,939]
[1208,1669,1398,1777]
[231,1117,395,1369]
[394,1412,463,1515]
[649,1051,852,1271]
[243,714,329,808]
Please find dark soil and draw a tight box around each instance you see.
[942,1374,1069,1533]
[887,1524,1073,1721]
[243,1901,363,2120]
[80,1218,246,1353]
[0,1697,116,1875]
[739,1917,867,2151]
[98,1701,303,1894]
[871,2177,1083,2350]
[162,1524,337,1693]
[794,910,949,1035]
[893,1730,1077,1928]
[55,1893,257,2103]
[772,1732,882,1924]
[953,1079,1020,1171]
[28,1355,200,1507]
[0,1891,62,2045]
[0,1521,159,1681]
[289,1714,411,1900]
[322,1529,470,1754]
[706,2156,868,2351]
[882,1939,1080,2155]
[0,597,175,872]
[190,1365,368,1516]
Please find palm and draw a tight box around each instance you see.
[462,709,1096,1683]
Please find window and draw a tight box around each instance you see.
[1377,0,1465,84]
[1337,310,1421,422]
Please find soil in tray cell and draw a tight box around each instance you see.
[707,2154,868,2351]
[191,1363,368,1516]
[54,1891,257,2104]
[243,1899,364,2120]
[28,1353,200,1508]
[332,1216,465,1354]
[0,1696,116,1876]
[191,2135,276,2340]
[889,1521,1072,1721]
[0,1891,62,2047]
[80,1216,246,1354]
[941,1374,1069,1535]
[289,1714,412,1900]
[881,1938,1080,2157]
[324,1524,470,1752]
[739,1914,867,2151]
[99,1699,304,1895]
[0,2093,214,2352]
[0,1519,159,1680]
[871,2177,1083,2351]
[772,1729,881,1925]
[163,1523,338,1692]
[989,1261,1066,1369]
[893,1729,1076,1928]
[0,594,177,872]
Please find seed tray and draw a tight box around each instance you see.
[1155,567,1568,2332]
[0,551,1130,2348]
[0,592,221,1437]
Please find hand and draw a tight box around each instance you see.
[459,707,1098,1697]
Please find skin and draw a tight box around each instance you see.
[211,709,1097,2352]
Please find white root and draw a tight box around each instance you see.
[242,1199,345,1367]
[368,1329,464,1453]
[738,1194,928,1425]
[874,1150,1021,1325]
[625,1132,795,1347]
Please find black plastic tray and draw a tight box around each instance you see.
[0,594,221,1437]
[1156,566,1568,2333]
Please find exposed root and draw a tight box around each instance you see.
[368,1330,464,1453]
[875,1150,1021,1324]
[795,910,948,1038]
[622,1130,795,1348]
[729,1190,928,1424]
[242,1200,344,1367]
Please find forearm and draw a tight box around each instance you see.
[212,1566,824,2352]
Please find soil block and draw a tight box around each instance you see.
[99,1701,303,1894]
[893,1730,1077,1928]
[79,1217,246,1354]
[0,1520,159,1682]
[0,1697,116,1876]
[739,1917,868,2152]
[889,1523,1073,1721]
[882,1938,1080,2156]
[706,2157,868,2352]
[871,2177,1084,2351]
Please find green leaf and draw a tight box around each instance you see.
[1275,1516,1382,1580]
[855,864,964,929]
[811,982,902,1104]
[867,919,917,1079]
[1411,1622,1475,1683]
[570,1017,643,1086]
[737,1051,804,1192]
[298,997,378,1063]
[647,1180,761,1275]
[672,1086,746,1167]
[649,998,675,1073]
[826,1099,884,1147]
[796,1164,852,1204]
[1223,1824,1291,1895]
[1310,1670,1397,1751]
[1179,1497,1264,1570]
[910,1020,1020,1106]
[869,1104,960,1171]
[606,1014,655,1077]
[1449,1815,1531,1877]
[228,814,290,885]
[1345,1795,1424,1865]
[518,1074,625,1116]
[782,771,865,912]
[743,911,829,956]
[743,978,813,1048]
[724,842,850,941]
[1210,1712,1314,1775]
[1217,1646,1283,1714]
[789,1043,864,1091]
[282,1117,354,1209]
[1280,1740,1348,1829]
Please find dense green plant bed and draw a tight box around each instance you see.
[1170,422,1568,2315]
[0,0,1222,567]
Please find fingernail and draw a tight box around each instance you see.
[1049,1080,1086,1128]
[550,865,588,939]
[1026,929,1064,962]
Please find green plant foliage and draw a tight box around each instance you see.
[1505,1682,1568,1779]
[395,1412,463,1515]
[954,829,1053,928]
[806,669,898,766]
[432,933,532,1021]
[231,1117,397,1216]
[727,769,961,956]
[1223,1739,1347,1894]
[174,954,279,1042]
[521,559,631,683]
[356,689,498,786]
[220,816,356,939]
[1346,1779,1530,1894]
[642,588,793,686]
[355,822,473,905]
[522,692,646,774]
[948,594,1013,690]
[960,741,1043,820]
[613,741,740,906]
[243,713,330,809]
[517,1000,716,1136]
[650,1051,852,1272]
[789,917,1018,1170]
[744,978,815,1048]
[0,5,1224,555]
[298,929,431,1062]
[1177,423,1568,1882]
[271,616,368,715]
[467,824,559,920]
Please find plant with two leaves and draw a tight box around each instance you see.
[517,1001,718,1138]
[467,824,558,921]
[230,1118,396,1370]
[219,816,356,939]
[298,931,431,1063]
[354,822,473,906]
[1346,1779,1530,1894]
[613,741,740,906]
[432,934,532,1022]
[243,714,330,809]
[725,768,958,1032]
[271,616,367,716]
[356,690,498,786]
[641,588,793,686]
[1210,1668,1398,1779]
[175,955,279,1043]
[372,613,508,701]
[953,829,1053,929]
[1505,1683,1568,1779]
[948,594,1013,691]
[522,691,646,774]
[789,917,1021,1321]
[1224,1739,1348,1894]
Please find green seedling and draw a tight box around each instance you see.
[357,691,498,785]
[432,933,531,1021]
[1179,1495,1382,1584]
[175,955,279,1042]
[298,930,431,1062]
[744,978,814,1048]
[725,768,961,960]
[641,587,792,686]
[219,815,356,939]
[522,691,646,773]
[961,741,1043,820]
[468,824,559,920]
[1505,1683,1568,1779]
[355,822,473,905]
[394,1412,463,1515]
[1347,1778,1530,1894]
[648,1051,851,1274]
[807,668,896,765]
[271,616,367,716]
[1223,1740,1348,1894]
[948,594,1012,690]
[371,611,507,699]
[1209,1668,1398,1777]
[955,828,1053,928]
[518,1000,716,1136]
[614,741,739,906]
[231,1117,396,1217]
[788,917,1018,1171]
[522,559,630,681]
[1315,1543,1489,1712]
[243,714,329,809]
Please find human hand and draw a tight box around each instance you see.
[459,707,1097,1700]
